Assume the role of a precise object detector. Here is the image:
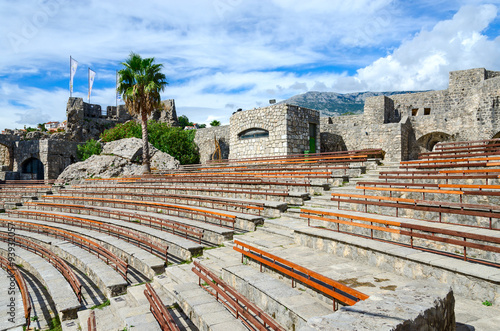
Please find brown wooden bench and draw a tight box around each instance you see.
[58,190,265,216]
[0,255,31,329]
[233,240,368,309]
[192,260,286,330]
[434,138,500,149]
[7,209,169,264]
[0,217,128,279]
[26,201,204,244]
[0,232,82,302]
[144,282,180,331]
[300,208,500,263]
[41,195,238,229]
[331,192,500,229]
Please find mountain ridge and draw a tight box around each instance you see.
[280,90,426,116]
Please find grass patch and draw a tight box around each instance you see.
[483,300,493,306]
[90,299,110,310]
[203,244,225,250]
[47,316,62,331]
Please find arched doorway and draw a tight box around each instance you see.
[21,157,44,180]
[416,132,452,152]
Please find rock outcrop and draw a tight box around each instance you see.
[57,138,179,184]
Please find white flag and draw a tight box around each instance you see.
[88,68,96,101]
[69,56,78,94]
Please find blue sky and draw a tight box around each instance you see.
[1,0,500,130]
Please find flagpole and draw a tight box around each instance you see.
[69,56,72,98]
[116,70,118,109]
[88,67,90,103]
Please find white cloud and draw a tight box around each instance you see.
[0,1,499,131]
[344,4,500,91]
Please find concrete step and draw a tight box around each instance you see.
[5,213,167,277]
[23,207,203,263]
[0,242,81,321]
[0,267,25,330]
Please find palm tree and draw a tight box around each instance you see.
[117,52,168,173]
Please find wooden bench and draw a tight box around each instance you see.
[0,217,128,279]
[300,208,500,263]
[57,190,265,216]
[434,138,500,149]
[233,240,368,309]
[0,255,31,329]
[71,184,292,203]
[26,201,204,244]
[0,232,82,302]
[41,195,238,229]
[330,192,500,229]
[7,209,169,264]
[192,260,286,331]
[144,282,180,331]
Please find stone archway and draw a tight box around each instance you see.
[20,157,44,180]
[416,132,452,152]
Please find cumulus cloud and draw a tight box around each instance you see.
[344,4,500,91]
[0,1,499,130]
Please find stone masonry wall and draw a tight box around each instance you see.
[194,125,230,164]
[229,104,320,159]
[321,68,500,161]
[0,144,9,168]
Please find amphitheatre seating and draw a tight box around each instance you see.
[330,191,500,229]
[25,201,233,246]
[233,240,368,309]
[15,205,203,262]
[144,282,180,331]
[0,255,31,329]
[55,189,273,217]
[192,260,285,331]
[38,195,264,231]
[0,240,81,320]
[0,217,128,279]
[7,209,169,264]
[71,183,307,204]
[0,232,82,302]
[399,156,500,170]
[300,207,500,265]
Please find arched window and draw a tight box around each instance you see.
[238,128,269,139]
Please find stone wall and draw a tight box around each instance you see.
[13,139,79,179]
[305,283,455,331]
[321,68,500,161]
[149,99,179,126]
[229,104,320,159]
[0,144,9,169]
[194,125,230,164]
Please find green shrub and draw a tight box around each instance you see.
[99,120,199,165]
[77,139,102,161]
[100,121,142,142]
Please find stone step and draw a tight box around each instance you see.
[165,281,248,331]
[222,263,332,330]
[25,206,203,263]
[0,267,25,330]
[6,213,167,277]
[0,242,81,321]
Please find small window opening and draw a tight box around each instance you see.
[411,108,419,116]
[239,128,269,139]
[424,108,431,115]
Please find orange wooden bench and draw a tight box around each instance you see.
[233,240,368,310]
[300,208,500,263]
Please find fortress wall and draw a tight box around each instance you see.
[321,120,404,161]
[194,125,230,164]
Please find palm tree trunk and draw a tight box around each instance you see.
[141,110,151,174]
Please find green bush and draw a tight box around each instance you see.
[77,139,102,161]
[99,120,199,165]
[100,121,142,142]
